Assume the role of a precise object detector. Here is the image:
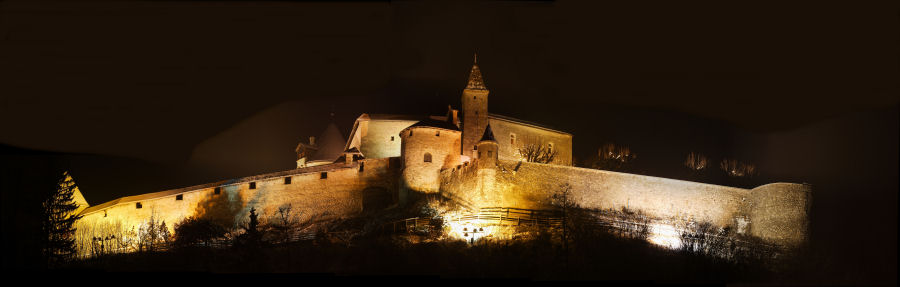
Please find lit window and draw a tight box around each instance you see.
[176,194,183,201]
[249,182,256,189]
[424,153,432,163]
[284,177,291,184]
[320,172,327,179]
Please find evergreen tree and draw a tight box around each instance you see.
[42,171,83,267]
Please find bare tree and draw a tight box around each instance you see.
[518,144,558,164]
[684,152,708,174]
[719,158,757,178]
[592,143,637,171]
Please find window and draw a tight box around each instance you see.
[249,182,256,189]
[214,187,221,195]
[284,177,291,184]
[473,145,477,150]
[390,136,394,141]
[359,162,365,172]
[435,131,440,136]
[136,202,142,209]
[510,133,516,145]
[176,194,183,201]
[473,95,476,99]
[548,142,554,154]
[320,172,327,179]
[488,151,493,157]
[424,153,432,162]
[409,130,413,136]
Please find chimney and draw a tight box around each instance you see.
[309,136,316,146]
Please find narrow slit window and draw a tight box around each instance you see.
[320,172,327,179]
[214,187,221,195]
[249,182,256,189]
[359,162,365,172]
[135,202,142,209]
[175,194,183,201]
[284,177,291,184]
[510,134,516,145]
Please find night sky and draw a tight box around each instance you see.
[1,0,897,282]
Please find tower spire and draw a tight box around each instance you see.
[466,52,487,90]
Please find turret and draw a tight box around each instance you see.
[399,119,462,203]
[476,124,499,167]
[461,53,489,160]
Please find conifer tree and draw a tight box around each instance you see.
[42,171,84,267]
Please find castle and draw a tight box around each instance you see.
[71,55,811,256]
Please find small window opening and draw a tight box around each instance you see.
[135,202,142,209]
[249,182,256,189]
[424,153,432,163]
[391,136,394,141]
[176,194,183,201]
[436,131,440,136]
[284,177,292,184]
[359,162,365,172]
[320,172,327,179]
[473,145,478,150]
[510,134,516,145]
[473,96,476,99]
[214,187,221,195]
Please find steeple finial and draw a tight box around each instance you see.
[466,52,487,90]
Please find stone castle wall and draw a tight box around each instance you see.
[75,158,399,255]
[440,160,810,247]
[488,117,573,166]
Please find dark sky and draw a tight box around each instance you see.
[0,0,897,281]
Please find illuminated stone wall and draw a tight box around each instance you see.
[440,160,810,247]
[75,158,399,255]
[400,126,461,199]
[347,118,420,159]
[488,117,573,166]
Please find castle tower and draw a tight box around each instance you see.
[399,119,461,204]
[461,53,489,160]
[476,124,499,167]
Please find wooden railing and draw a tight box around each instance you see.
[384,207,564,233]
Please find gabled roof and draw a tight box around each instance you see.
[406,118,461,131]
[488,113,571,136]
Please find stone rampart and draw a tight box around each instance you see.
[440,160,810,247]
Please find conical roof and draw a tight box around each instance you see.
[466,53,487,90]
[309,122,346,162]
[479,124,497,142]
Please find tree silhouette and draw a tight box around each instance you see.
[518,144,558,164]
[42,171,83,267]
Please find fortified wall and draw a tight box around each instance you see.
[76,157,400,255]
[440,160,810,247]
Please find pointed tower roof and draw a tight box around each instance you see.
[479,124,497,142]
[309,122,346,162]
[466,53,487,90]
